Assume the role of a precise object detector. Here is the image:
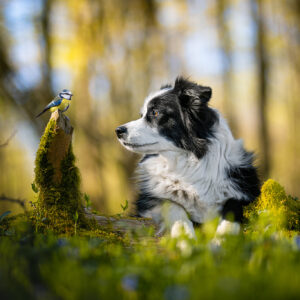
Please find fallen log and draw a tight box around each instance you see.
[84,209,156,233]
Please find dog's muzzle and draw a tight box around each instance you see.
[115,126,127,139]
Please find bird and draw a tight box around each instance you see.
[36,89,73,118]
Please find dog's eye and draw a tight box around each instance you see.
[152,109,159,117]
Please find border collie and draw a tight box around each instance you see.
[116,77,260,238]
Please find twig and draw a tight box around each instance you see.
[0,195,27,211]
[0,130,17,148]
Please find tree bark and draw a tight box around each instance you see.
[47,111,73,184]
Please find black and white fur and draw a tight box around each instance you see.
[116,77,260,238]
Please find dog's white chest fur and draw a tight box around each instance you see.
[138,155,239,223]
[138,157,213,222]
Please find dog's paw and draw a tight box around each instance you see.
[216,220,240,236]
[171,220,196,239]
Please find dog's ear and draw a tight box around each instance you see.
[160,83,172,90]
[174,77,212,109]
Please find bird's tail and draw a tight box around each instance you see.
[36,107,49,118]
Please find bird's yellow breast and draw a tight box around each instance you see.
[50,99,69,112]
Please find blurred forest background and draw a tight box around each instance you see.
[0,0,299,215]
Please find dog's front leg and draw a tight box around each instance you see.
[212,220,240,247]
[216,198,246,236]
[140,201,195,238]
[212,198,245,246]
[163,202,196,239]
[216,219,240,236]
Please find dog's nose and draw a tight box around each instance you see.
[115,126,127,139]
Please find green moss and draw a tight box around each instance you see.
[0,212,129,245]
[33,118,85,234]
[59,144,82,213]
[244,179,300,231]
[34,119,56,192]
[78,227,128,244]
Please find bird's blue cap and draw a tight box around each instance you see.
[61,89,73,95]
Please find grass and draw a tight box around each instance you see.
[0,210,299,300]
[0,180,299,299]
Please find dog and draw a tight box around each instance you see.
[115,77,260,238]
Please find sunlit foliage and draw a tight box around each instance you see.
[0,0,300,216]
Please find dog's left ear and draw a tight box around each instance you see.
[174,77,212,108]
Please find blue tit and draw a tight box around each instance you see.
[36,89,73,118]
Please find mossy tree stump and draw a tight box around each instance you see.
[34,110,83,233]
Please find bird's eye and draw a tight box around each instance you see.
[152,109,159,117]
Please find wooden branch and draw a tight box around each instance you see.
[0,130,17,148]
[0,195,26,211]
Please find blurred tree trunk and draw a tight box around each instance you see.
[216,0,237,135]
[77,0,161,213]
[285,0,300,194]
[39,0,53,101]
[251,0,270,179]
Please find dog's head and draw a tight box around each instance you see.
[115,77,218,158]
